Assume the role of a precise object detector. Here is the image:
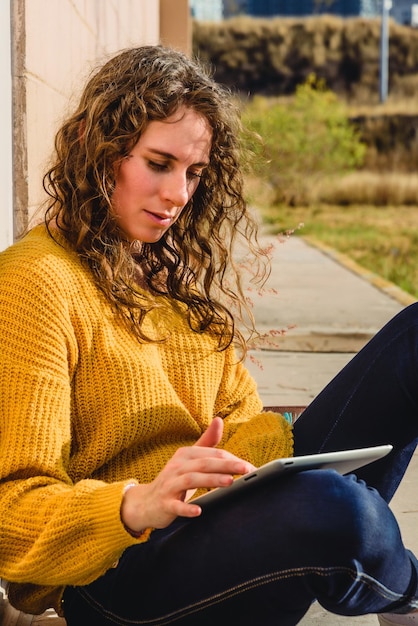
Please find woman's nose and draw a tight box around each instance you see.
[160,172,190,207]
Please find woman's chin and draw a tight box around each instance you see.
[125,228,168,245]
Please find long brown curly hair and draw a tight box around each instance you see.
[43,45,269,354]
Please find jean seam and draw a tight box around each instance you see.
[73,565,407,625]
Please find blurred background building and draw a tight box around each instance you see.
[196,0,418,25]
[190,0,224,20]
[391,0,418,25]
[246,0,379,18]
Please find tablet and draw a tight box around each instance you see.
[191,444,393,510]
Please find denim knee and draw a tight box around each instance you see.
[282,470,401,568]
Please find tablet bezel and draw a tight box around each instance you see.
[191,444,393,510]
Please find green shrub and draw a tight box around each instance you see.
[242,76,366,205]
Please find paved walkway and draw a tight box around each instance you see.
[244,234,417,625]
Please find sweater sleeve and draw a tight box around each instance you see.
[214,345,294,467]
[0,248,147,590]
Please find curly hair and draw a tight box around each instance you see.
[43,45,269,354]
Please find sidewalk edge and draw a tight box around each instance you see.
[302,235,417,308]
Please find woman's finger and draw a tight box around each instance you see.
[194,416,224,449]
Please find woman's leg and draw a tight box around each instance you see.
[293,302,418,501]
[62,470,418,626]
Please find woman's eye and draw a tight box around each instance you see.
[148,160,168,172]
[188,170,203,180]
[147,159,204,181]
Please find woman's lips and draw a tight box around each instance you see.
[144,210,174,226]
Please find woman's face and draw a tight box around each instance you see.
[111,107,212,243]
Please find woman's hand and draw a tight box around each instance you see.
[120,417,254,534]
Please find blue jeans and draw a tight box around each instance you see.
[63,303,418,625]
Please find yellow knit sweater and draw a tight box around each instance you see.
[0,225,293,615]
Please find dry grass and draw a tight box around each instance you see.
[246,171,418,208]
[318,171,418,206]
[194,15,418,104]
[347,83,418,117]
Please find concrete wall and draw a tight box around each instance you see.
[11,0,191,237]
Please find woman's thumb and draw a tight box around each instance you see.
[195,416,223,449]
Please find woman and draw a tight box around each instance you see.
[0,45,417,626]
